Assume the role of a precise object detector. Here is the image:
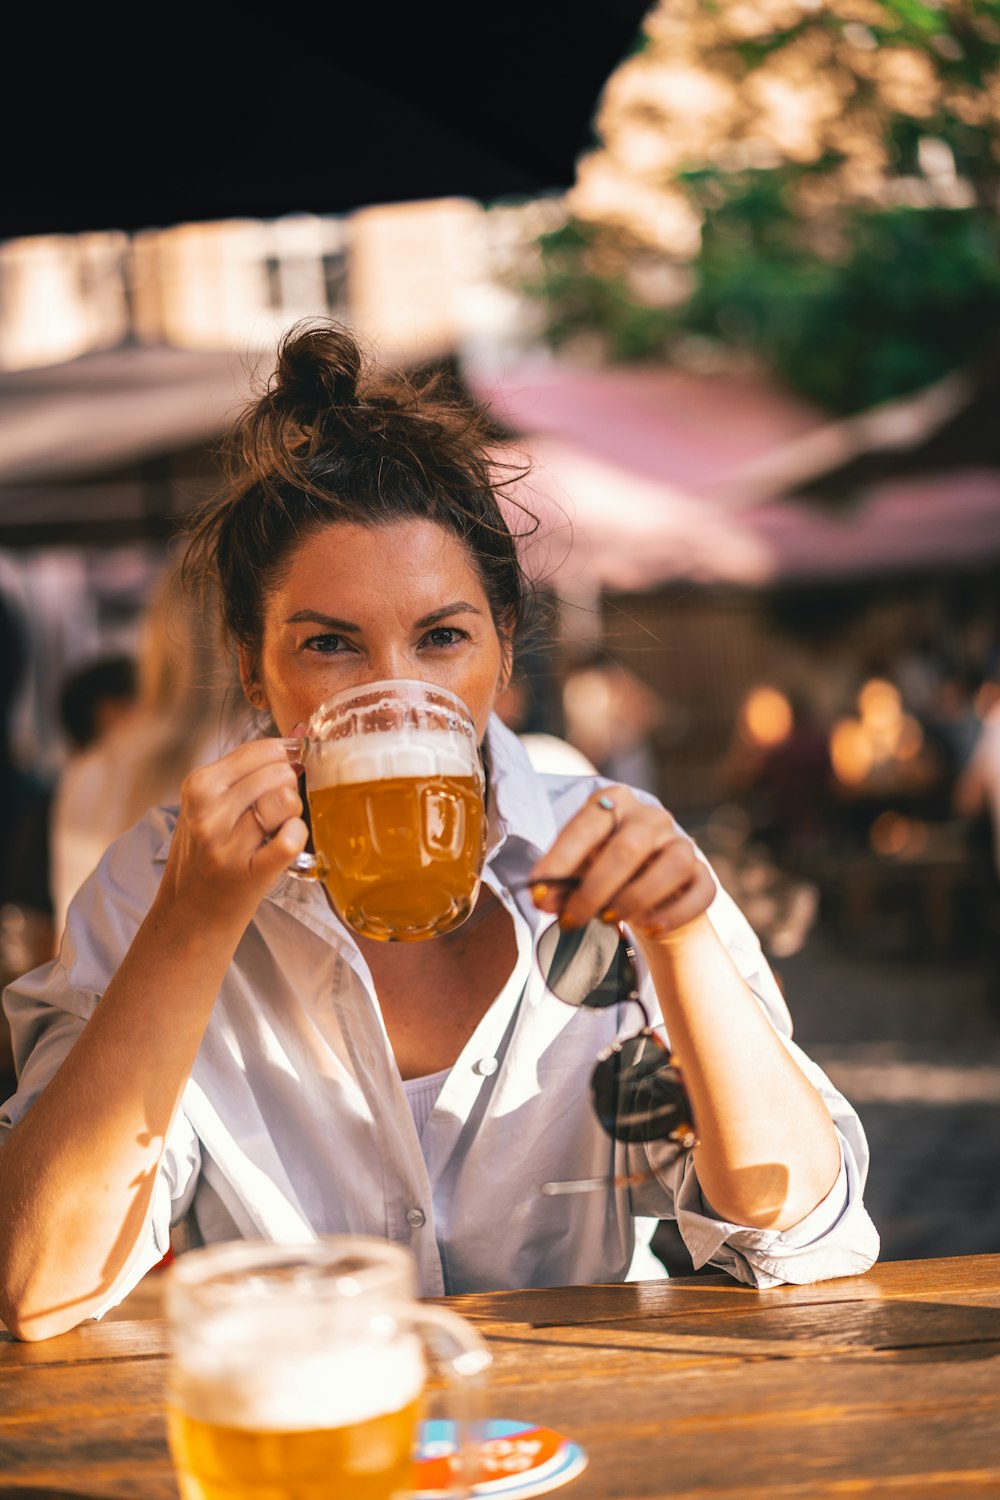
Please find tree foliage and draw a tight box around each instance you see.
[511,0,1000,413]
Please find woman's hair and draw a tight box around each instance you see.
[184,319,537,687]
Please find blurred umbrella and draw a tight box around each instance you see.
[2,4,653,239]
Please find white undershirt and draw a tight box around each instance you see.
[401,1066,451,1139]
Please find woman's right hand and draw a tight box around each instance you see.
[153,738,309,933]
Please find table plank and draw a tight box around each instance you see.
[475,1312,1000,1361]
[438,1253,1000,1327]
[0,1318,169,1368]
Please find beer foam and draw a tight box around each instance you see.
[307,726,473,790]
[174,1333,425,1431]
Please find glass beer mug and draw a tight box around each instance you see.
[164,1235,492,1500]
[284,679,487,942]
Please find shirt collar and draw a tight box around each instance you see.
[482,713,560,864]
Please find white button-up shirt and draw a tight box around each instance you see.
[1,717,879,1315]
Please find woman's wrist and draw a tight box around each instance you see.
[633,909,714,961]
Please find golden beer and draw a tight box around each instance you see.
[308,772,486,941]
[288,681,487,942]
[167,1394,422,1500]
[167,1321,426,1500]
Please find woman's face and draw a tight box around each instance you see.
[245,519,512,741]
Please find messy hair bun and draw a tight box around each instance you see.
[273,320,364,413]
[184,319,537,685]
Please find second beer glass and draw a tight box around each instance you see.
[165,1235,491,1500]
[287,679,487,942]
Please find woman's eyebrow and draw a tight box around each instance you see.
[415,601,483,627]
[284,601,483,630]
[285,611,359,629]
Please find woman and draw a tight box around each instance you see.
[0,321,878,1340]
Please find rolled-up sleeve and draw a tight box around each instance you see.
[629,871,880,1285]
[675,1143,878,1287]
[673,1093,879,1287]
[632,1036,880,1285]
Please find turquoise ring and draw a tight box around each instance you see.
[594,793,619,832]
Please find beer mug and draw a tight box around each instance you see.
[164,1235,492,1500]
[285,679,487,942]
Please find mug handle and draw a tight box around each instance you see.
[286,852,327,882]
[274,737,328,883]
[404,1302,493,1498]
[277,735,307,766]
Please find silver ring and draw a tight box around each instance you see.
[250,801,269,838]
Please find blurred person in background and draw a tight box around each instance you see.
[2,652,140,1024]
[720,685,838,873]
[0,589,54,1099]
[49,551,248,940]
[0,320,877,1341]
[58,653,139,757]
[495,669,599,776]
[953,670,1000,994]
[560,652,666,796]
[919,668,982,792]
[954,672,1000,878]
[0,589,50,891]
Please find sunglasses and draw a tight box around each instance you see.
[514,878,698,1196]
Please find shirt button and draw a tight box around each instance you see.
[473,1057,498,1076]
[406,1207,426,1229]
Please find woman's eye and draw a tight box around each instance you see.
[305,633,349,654]
[424,627,467,649]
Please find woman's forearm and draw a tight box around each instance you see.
[642,915,841,1232]
[0,894,243,1340]
[0,741,306,1340]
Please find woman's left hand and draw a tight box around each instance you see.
[531,786,846,1233]
[528,786,717,946]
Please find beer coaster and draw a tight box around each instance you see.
[413,1417,588,1497]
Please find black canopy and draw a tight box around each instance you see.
[4,3,653,239]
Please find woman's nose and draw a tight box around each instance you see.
[364,651,426,685]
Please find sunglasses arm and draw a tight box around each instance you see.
[541,1167,659,1196]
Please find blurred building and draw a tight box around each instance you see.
[0,198,552,375]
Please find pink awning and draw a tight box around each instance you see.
[475,356,1000,591]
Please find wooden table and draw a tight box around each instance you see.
[2,1253,999,1498]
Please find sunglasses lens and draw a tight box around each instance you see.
[535,920,630,1010]
[591,1032,695,1145]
